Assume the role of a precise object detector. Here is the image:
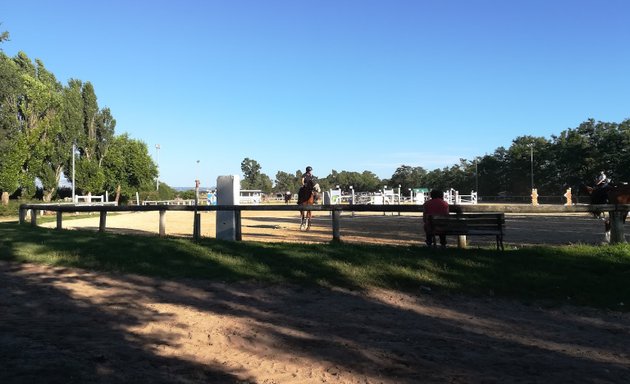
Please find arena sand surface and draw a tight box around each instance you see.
[2,211,629,383]
[37,209,628,246]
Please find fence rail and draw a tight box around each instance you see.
[18,203,630,244]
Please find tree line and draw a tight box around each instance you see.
[243,118,630,197]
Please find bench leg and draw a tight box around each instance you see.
[496,235,504,251]
[457,235,467,249]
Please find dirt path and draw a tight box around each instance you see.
[1,261,629,383]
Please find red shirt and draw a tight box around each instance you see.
[423,198,449,222]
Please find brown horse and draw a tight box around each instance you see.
[579,183,630,242]
[297,182,320,231]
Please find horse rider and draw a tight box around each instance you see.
[302,166,314,188]
[595,170,610,190]
[297,166,316,205]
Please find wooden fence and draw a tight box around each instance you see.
[18,203,630,244]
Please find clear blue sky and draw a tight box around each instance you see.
[2,0,629,187]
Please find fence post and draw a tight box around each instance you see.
[609,209,627,244]
[56,211,63,230]
[193,212,201,241]
[99,211,107,233]
[332,208,341,242]
[235,210,242,241]
[30,209,37,226]
[159,209,166,237]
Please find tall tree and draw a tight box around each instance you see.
[0,51,24,198]
[274,170,300,193]
[389,165,427,192]
[81,81,98,160]
[240,157,261,189]
[240,157,272,192]
[101,134,157,200]
[14,53,67,198]
[30,59,67,201]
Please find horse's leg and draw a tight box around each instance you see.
[300,209,306,230]
[306,211,312,230]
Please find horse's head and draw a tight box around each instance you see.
[313,183,321,193]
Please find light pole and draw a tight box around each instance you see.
[195,159,200,197]
[155,144,160,191]
[475,158,478,193]
[193,159,201,240]
[528,143,534,190]
[72,143,76,203]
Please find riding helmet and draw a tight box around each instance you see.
[306,166,313,172]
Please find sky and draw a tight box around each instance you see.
[2,0,629,188]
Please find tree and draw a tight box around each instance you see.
[0,52,24,199]
[29,59,67,201]
[81,82,98,160]
[476,150,508,196]
[389,165,427,192]
[0,29,9,45]
[240,157,273,193]
[240,158,261,189]
[274,171,300,193]
[101,134,157,200]
[13,53,67,199]
[74,156,105,195]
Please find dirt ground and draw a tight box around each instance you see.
[2,211,629,383]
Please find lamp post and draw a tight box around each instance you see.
[528,143,534,190]
[193,160,201,240]
[155,144,160,191]
[475,158,478,193]
[195,160,200,202]
[72,143,76,203]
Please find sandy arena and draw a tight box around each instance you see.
[37,209,629,246]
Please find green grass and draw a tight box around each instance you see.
[35,212,121,224]
[0,203,116,224]
[1,222,629,311]
[0,200,24,218]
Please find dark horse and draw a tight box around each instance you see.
[297,180,320,231]
[579,183,630,242]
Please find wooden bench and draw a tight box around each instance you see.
[427,212,505,250]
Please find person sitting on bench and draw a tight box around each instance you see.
[423,189,449,247]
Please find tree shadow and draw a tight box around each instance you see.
[2,261,628,383]
[0,262,246,384]
[1,223,629,382]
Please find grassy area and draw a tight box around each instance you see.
[0,200,23,218]
[0,201,116,224]
[1,222,629,310]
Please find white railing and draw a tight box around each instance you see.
[75,195,117,206]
